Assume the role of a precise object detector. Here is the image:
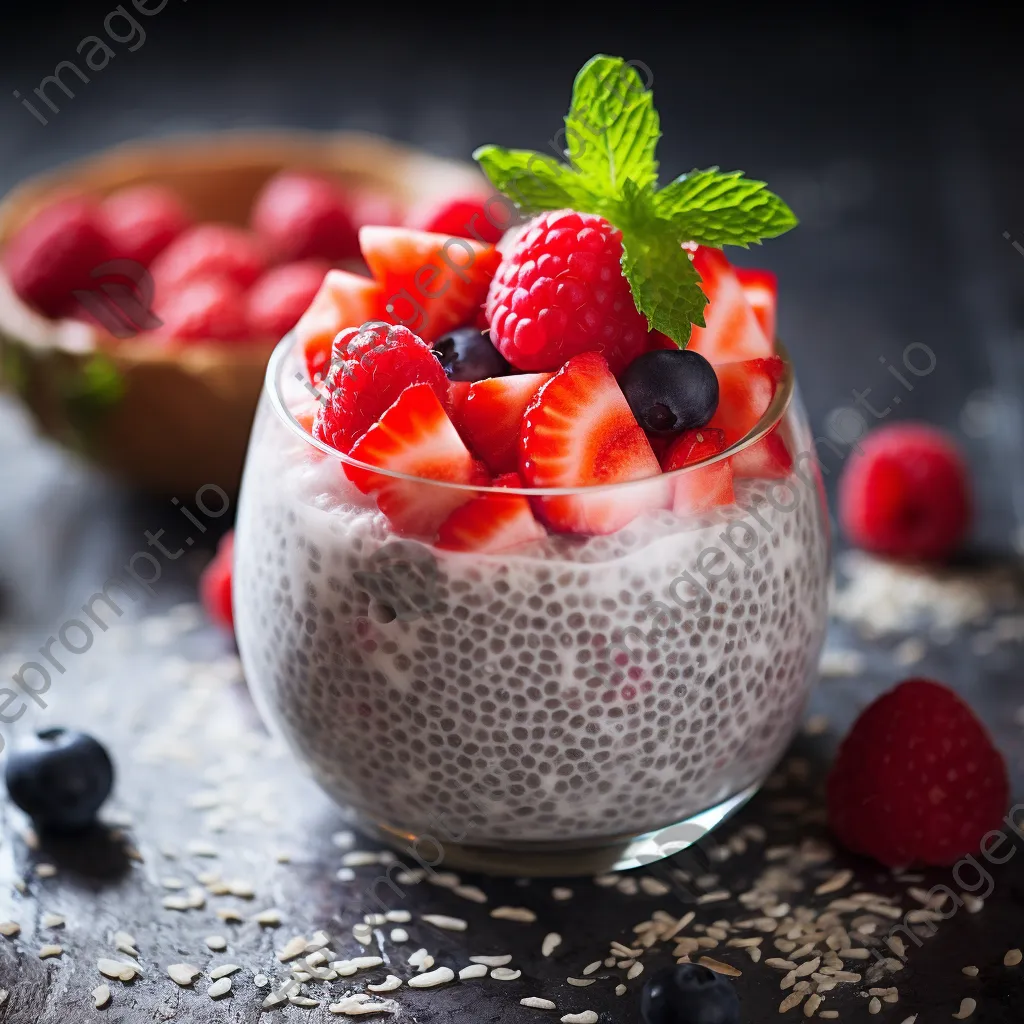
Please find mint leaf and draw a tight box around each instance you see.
[564,55,660,195]
[654,168,798,246]
[472,146,600,217]
[621,221,706,346]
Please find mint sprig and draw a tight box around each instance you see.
[473,55,797,346]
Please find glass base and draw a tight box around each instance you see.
[360,780,761,878]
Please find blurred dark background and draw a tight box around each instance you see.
[0,3,1022,574]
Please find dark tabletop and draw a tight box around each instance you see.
[1,6,1023,1023]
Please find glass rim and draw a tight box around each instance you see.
[264,333,796,497]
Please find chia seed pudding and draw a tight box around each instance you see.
[233,347,830,849]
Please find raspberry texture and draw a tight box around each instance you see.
[838,422,972,561]
[313,323,448,455]
[827,678,1009,866]
[485,209,649,373]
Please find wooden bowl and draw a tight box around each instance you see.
[0,131,485,496]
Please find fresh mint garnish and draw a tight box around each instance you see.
[473,55,797,346]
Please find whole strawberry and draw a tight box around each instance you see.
[100,184,192,267]
[827,678,1009,866]
[484,209,649,373]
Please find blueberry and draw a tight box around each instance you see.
[619,349,719,437]
[4,728,114,832]
[641,963,741,1024]
[432,327,509,381]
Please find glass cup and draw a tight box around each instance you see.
[233,336,830,875]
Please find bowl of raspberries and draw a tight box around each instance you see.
[0,130,487,494]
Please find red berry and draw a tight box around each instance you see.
[150,223,267,295]
[827,678,1009,866]
[436,484,546,553]
[154,277,249,343]
[486,209,649,373]
[412,196,509,244]
[707,356,785,445]
[345,383,476,536]
[246,260,330,340]
[313,323,448,454]
[251,171,359,262]
[4,198,114,318]
[663,427,735,514]
[348,190,404,229]
[520,351,666,534]
[99,184,192,266]
[838,423,972,561]
[200,531,234,630]
[735,266,778,343]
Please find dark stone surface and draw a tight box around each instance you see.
[1,6,1023,1022]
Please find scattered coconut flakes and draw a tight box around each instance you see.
[819,648,866,677]
[698,957,741,977]
[186,839,219,857]
[290,995,322,1008]
[962,966,979,977]
[1004,949,1023,967]
[0,922,20,937]
[640,877,672,896]
[627,963,644,980]
[205,935,227,951]
[91,982,112,1009]
[542,933,562,957]
[455,884,488,904]
[168,964,201,986]
[567,978,596,987]
[390,928,409,943]
[893,636,927,666]
[594,874,619,888]
[210,964,241,980]
[815,870,854,896]
[208,977,232,999]
[470,954,513,967]
[560,1013,598,1024]
[552,887,573,901]
[97,958,137,980]
[408,966,455,988]
[583,961,601,976]
[35,863,57,878]
[364,913,387,927]
[779,991,806,1013]
[804,715,830,736]
[41,913,65,929]
[217,908,243,923]
[332,830,356,849]
[820,1014,840,1020]
[385,910,411,923]
[336,868,356,882]
[868,997,882,1014]
[353,923,374,944]
[254,975,268,987]
[113,931,137,955]
[255,909,282,926]
[804,993,822,1017]
[408,949,433,972]
[342,851,385,867]
[491,906,537,923]
[697,891,731,905]
[421,914,467,932]
[962,894,984,913]
[492,968,522,981]
[459,964,488,980]
[307,930,331,950]
[522,996,558,1010]
[900,1018,917,1024]
[368,975,403,993]
[278,936,309,962]
[328,994,398,1016]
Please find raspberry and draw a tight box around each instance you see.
[827,678,1009,866]
[251,171,359,262]
[313,323,448,454]
[245,260,330,340]
[839,422,971,561]
[99,184,192,266]
[4,197,114,318]
[484,209,649,373]
[153,277,249,342]
[150,223,267,296]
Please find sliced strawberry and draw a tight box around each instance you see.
[469,459,492,486]
[295,269,384,384]
[707,356,785,445]
[688,247,773,364]
[436,476,546,553]
[446,380,472,423]
[453,373,552,475]
[663,427,735,515]
[736,267,778,343]
[359,225,500,345]
[520,352,666,535]
[345,383,475,536]
[731,425,793,479]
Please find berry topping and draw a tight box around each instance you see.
[663,427,735,515]
[706,356,785,445]
[520,351,665,534]
[251,170,359,262]
[485,209,649,373]
[730,425,793,479]
[5,728,114,833]
[150,223,267,295]
[246,260,330,340]
[454,371,551,475]
[619,349,719,437]
[359,225,500,345]
[838,422,972,562]
[736,266,777,342]
[294,269,384,384]
[436,473,546,553]
[827,678,1009,866]
[345,382,476,536]
[431,326,510,382]
[153,276,249,342]
[99,184,192,267]
[641,963,740,1024]
[413,196,509,244]
[313,323,449,455]
[4,197,114,318]
[200,530,235,630]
